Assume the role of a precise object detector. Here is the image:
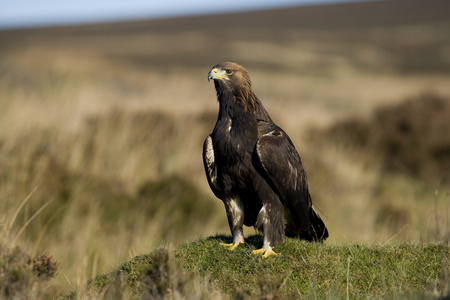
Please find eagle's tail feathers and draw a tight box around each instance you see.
[300,208,329,242]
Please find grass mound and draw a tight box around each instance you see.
[317,92,450,186]
[67,236,449,299]
[66,248,222,300]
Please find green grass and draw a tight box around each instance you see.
[66,235,449,299]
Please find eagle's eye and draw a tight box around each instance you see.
[225,69,233,75]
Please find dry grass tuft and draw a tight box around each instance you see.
[0,245,59,299]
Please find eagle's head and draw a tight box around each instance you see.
[208,62,255,107]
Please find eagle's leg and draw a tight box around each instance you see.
[222,197,245,251]
[252,201,284,257]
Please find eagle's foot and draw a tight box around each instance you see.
[251,248,281,258]
[220,242,244,251]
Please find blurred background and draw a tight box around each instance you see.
[1,0,450,296]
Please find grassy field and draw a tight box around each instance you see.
[1,0,450,298]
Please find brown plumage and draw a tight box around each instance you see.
[203,62,328,257]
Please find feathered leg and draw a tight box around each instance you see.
[253,197,284,257]
[221,197,245,250]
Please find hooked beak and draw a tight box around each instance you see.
[208,67,229,82]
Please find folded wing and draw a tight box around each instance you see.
[255,129,328,241]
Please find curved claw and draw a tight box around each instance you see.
[244,242,252,250]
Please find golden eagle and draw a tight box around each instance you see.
[203,62,328,257]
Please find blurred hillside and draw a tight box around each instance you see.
[1,0,450,296]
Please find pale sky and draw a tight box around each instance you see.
[0,0,370,29]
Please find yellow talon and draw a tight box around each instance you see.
[261,250,281,258]
[220,242,244,250]
[252,248,265,255]
[251,248,281,258]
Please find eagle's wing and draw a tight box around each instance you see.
[255,129,328,241]
[203,135,221,198]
